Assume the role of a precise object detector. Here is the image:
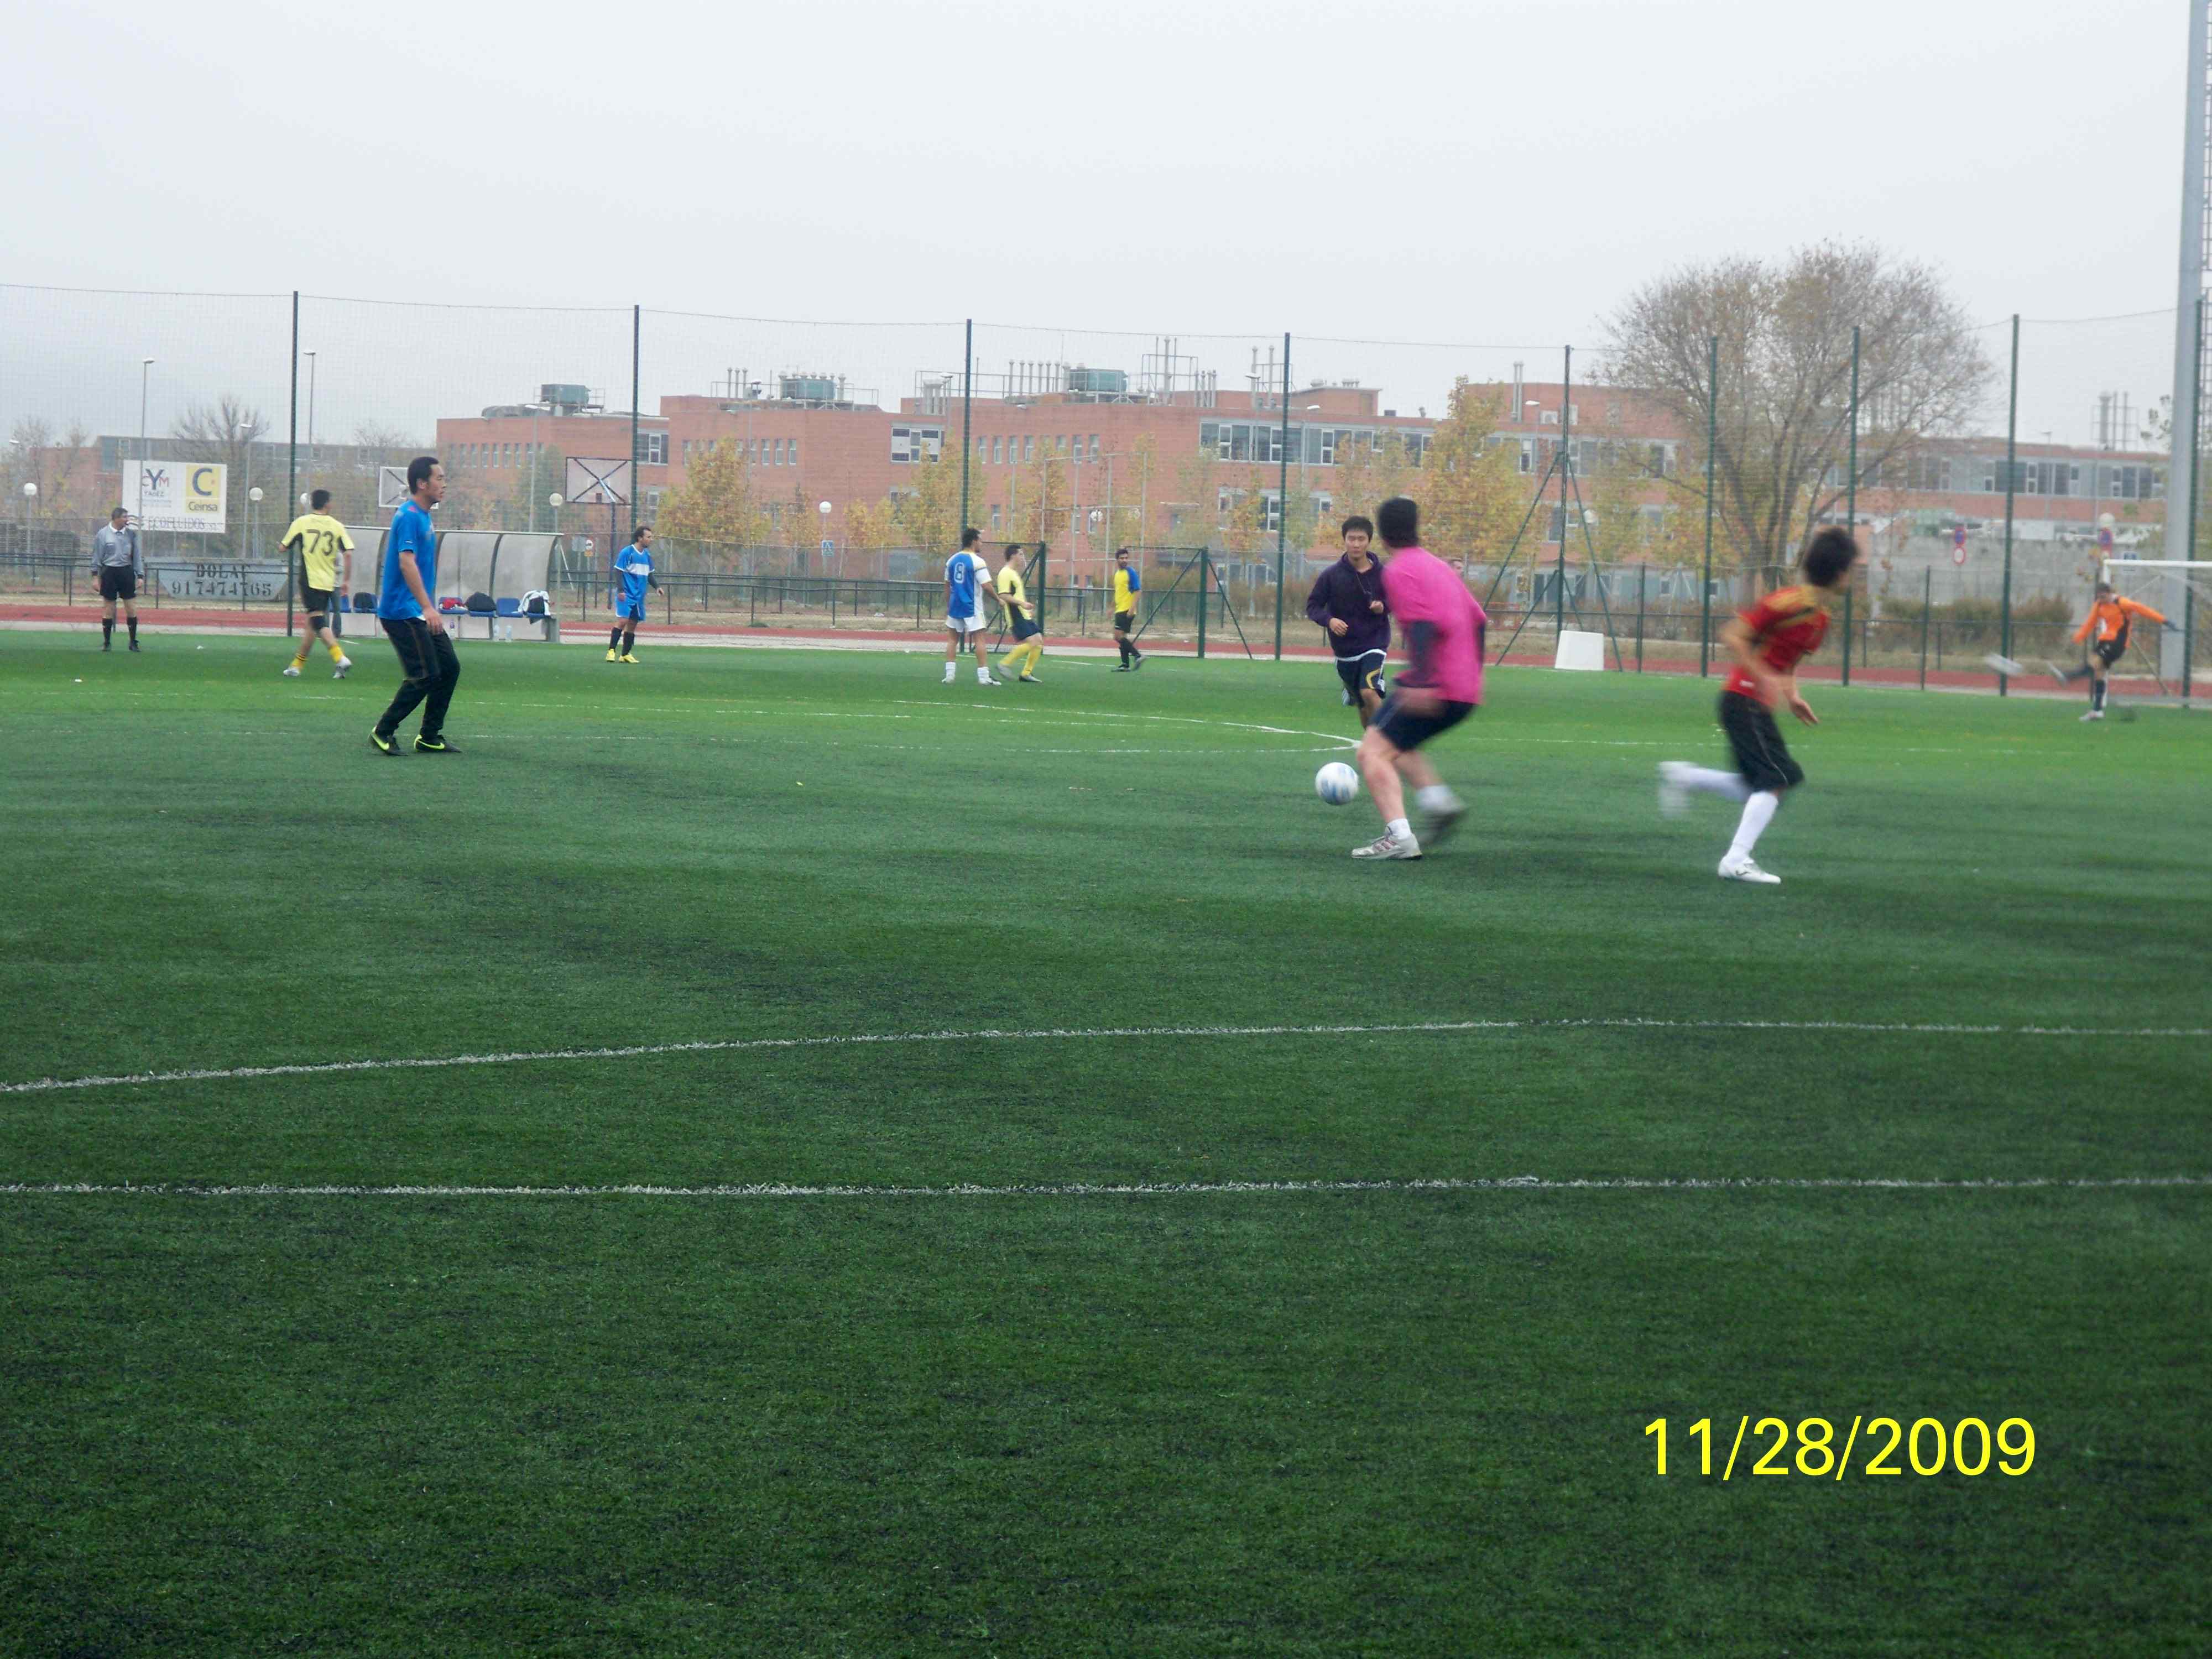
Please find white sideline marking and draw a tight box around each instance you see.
[5,1016,2207,1098]
[4,1175,2207,1199]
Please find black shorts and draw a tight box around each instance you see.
[1373,693,1474,752]
[1114,609,1135,634]
[302,586,333,618]
[2093,637,2127,669]
[97,567,138,602]
[1012,616,1042,641]
[1335,651,1387,702]
[1719,690,1804,793]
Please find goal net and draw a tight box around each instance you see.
[2096,561,2209,707]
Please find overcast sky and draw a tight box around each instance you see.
[3,0,2194,443]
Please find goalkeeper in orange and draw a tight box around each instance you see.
[2049,581,2164,722]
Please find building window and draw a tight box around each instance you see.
[635,431,667,466]
[990,505,1001,529]
[789,439,799,467]
[1519,439,1535,474]
[1319,428,1338,465]
[1024,435,1035,463]
[1217,487,1235,526]
[993,438,1003,465]
[1260,492,1282,532]
[890,425,943,463]
[1056,434,1067,454]
[1090,434,1100,460]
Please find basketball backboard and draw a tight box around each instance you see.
[565,457,633,508]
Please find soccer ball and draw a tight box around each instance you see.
[1314,761,1359,805]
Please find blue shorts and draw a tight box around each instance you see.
[1012,616,1042,641]
[614,596,646,622]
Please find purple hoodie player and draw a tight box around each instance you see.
[1350,497,1484,861]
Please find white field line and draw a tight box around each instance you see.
[4,1175,2208,1198]
[6,1016,2208,1098]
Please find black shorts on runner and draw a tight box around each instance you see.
[2093,637,2127,670]
[1114,609,1135,635]
[1373,692,1474,752]
[1335,651,1387,703]
[1012,615,1042,641]
[302,585,333,619]
[97,567,138,602]
[1719,690,1804,793]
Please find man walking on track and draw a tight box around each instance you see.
[369,456,461,756]
[91,506,144,652]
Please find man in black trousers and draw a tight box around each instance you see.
[369,456,461,755]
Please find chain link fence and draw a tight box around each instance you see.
[2,282,2201,692]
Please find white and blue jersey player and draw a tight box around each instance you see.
[943,529,1002,686]
[607,526,660,662]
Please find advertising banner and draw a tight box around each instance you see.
[132,461,228,535]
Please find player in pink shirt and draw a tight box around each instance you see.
[1350,497,1485,860]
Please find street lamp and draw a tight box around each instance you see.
[20,480,36,565]
[235,422,255,557]
[817,498,832,570]
[138,358,155,521]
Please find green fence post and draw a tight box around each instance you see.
[1999,314,2019,696]
[1196,549,1209,661]
[1841,583,1853,686]
[1918,567,1931,691]
[1635,572,1645,672]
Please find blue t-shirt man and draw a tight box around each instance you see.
[614,539,655,618]
[377,499,438,621]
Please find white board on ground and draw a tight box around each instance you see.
[1555,629,1605,671]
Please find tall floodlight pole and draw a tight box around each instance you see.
[288,295,299,639]
[138,358,155,521]
[630,305,642,541]
[305,351,317,451]
[961,319,974,543]
[2164,0,2211,681]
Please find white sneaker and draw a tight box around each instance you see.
[1417,792,1466,847]
[281,664,301,677]
[333,655,351,679]
[2045,661,2068,686]
[1718,855,1781,885]
[2080,709,2104,722]
[1656,761,1691,820]
[1352,830,1422,860]
[942,671,956,685]
[979,674,1003,687]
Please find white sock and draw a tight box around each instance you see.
[1725,791,1780,862]
[1386,816,1412,839]
[1415,784,1462,812]
[977,666,992,681]
[1677,765,1751,802]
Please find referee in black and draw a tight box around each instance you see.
[91,506,144,651]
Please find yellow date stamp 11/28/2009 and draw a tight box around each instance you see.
[1644,1416,2035,1479]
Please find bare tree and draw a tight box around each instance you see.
[1603,243,1993,570]
[171,397,272,548]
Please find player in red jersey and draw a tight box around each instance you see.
[1656,526,1858,885]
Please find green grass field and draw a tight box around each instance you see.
[2,627,2208,1657]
